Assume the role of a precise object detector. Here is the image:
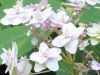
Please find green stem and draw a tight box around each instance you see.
[96,70,100,75]
[32,70,50,75]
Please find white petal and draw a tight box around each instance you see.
[42,7,53,21]
[34,63,46,72]
[30,52,47,64]
[90,38,99,45]
[17,60,26,73]
[72,27,85,40]
[0,17,11,25]
[56,11,69,23]
[61,38,71,45]
[24,62,32,75]
[56,55,62,61]
[18,14,31,23]
[86,0,97,5]
[39,42,49,52]
[48,48,61,58]
[3,8,16,14]
[0,52,8,64]
[65,39,78,54]
[12,18,21,25]
[91,60,100,70]
[46,59,59,71]
[52,35,66,47]
[17,56,32,75]
[62,23,76,34]
[12,42,18,55]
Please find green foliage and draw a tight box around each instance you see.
[57,60,74,75]
[0,26,33,57]
[80,6,100,24]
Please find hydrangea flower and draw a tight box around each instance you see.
[17,56,32,75]
[69,0,85,3]
[52,23,85,54]
[30,42,62,72]
[90,60,100,70]
[87,23,100,45]
[85,0,100,5]
[50,11,70,28]
[27,7,54,28]
[69,0,100,5]
[0,42,18,75]
[0,0,34,25]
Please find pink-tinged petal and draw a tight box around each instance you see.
[39,42,49,52]
[65,39,78,54]
[42,7,53,21]
[52,35,66,47]
[72,27,85,40]
[91,60,100,70]
[30,52,48,64]
[48,48,61,58]
[34,63,46,72]
[46,59,59,71]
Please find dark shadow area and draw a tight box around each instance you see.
[0,64,9,75]
[37,71,56,75]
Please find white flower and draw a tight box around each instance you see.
[69,0,85,3]
[30,42,62,72]
[85,0,100,5]
[0,1,33,25]
[90,60,100,70]
[0,42,18,75]
[50,11,70,28]
[87,23,100,45]
[35,0,49,10]
[27,7,54,28]
[79,39,89,50]
[52,23,85,54]
[69,0,100,5]
[17,56,32,75]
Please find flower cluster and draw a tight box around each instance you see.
[87,23,100,45]
[69,0,100,5]
[0,0,100,75]
[0,42,32,75]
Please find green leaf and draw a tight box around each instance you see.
[49,0,62,11]
[93,43,100,57]
[80,7,100,24]
[57,60,74,75]
[0,26,33,57]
